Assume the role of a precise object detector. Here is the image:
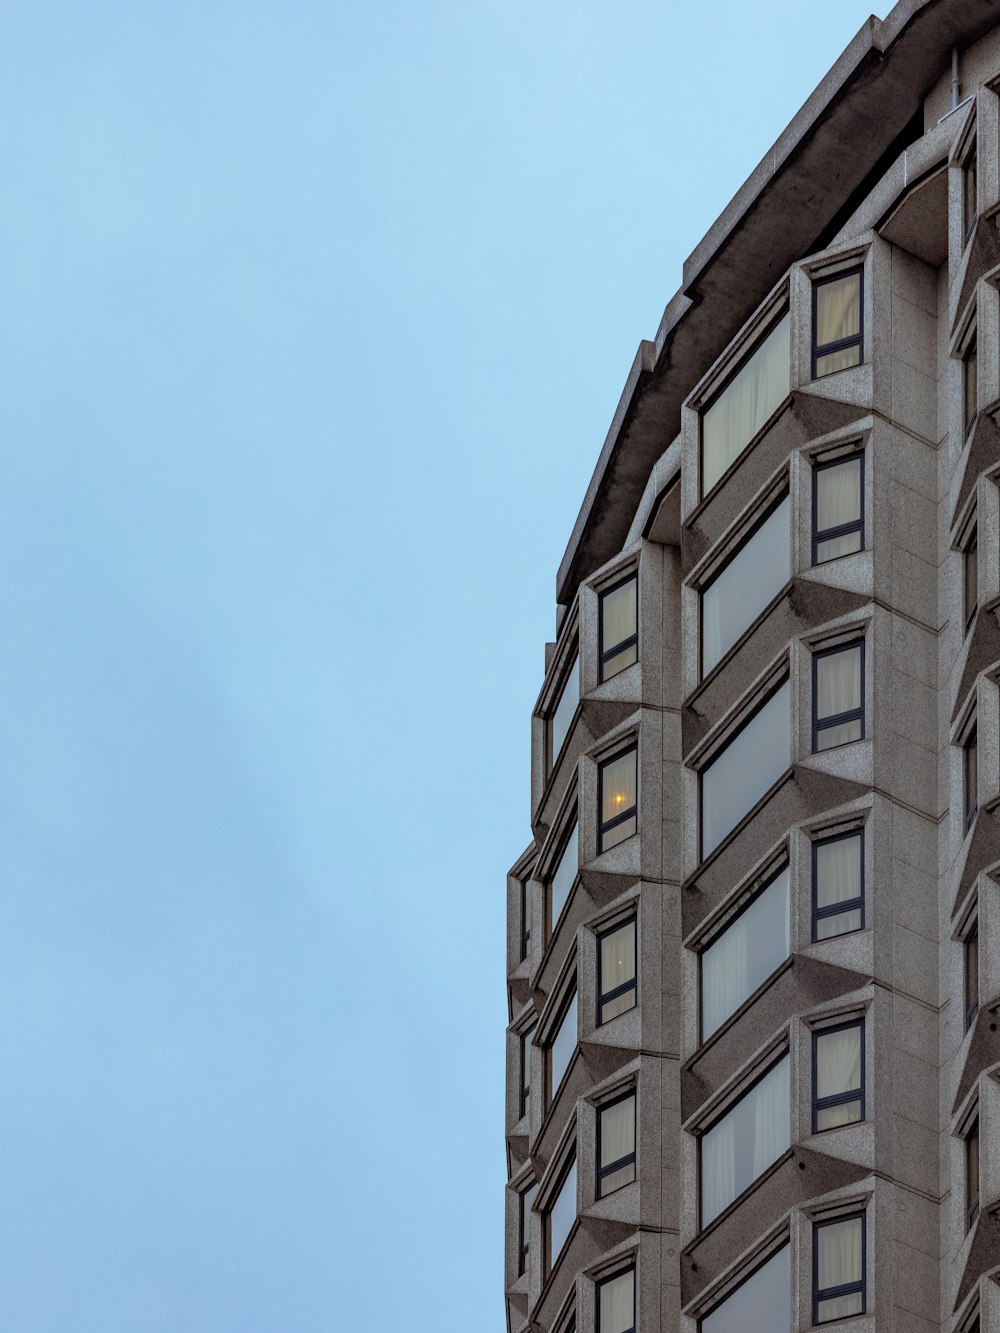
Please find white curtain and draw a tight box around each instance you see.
[817,1217,863,1318]
[815,836,861,909]
[817,646,861,719]
[816,457,861,533]
[702,869,789,1037]
[702,680,789,855]
[752,1058,790,1177]
[601,1096,635,1168]
[816,1026,862,1129]
[702,1114,736,1224]
[603,579,636,652]
[601,922,635,994]
[703,312,790,492]
[599,1269,634,1333]
[701,496,789,674]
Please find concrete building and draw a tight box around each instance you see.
[505,3,1000,1330]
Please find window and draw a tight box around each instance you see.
[546,1154,576,1272]
[550,654,580,769]
[598,918,637,1024]
[519,1024,535,1119]
[701,865,789,1038]
[549,987,578,1101]
[597,1268,635,1333]
[966,1116,980,1229]
[813,641,864,751]
[702,310,790,494]
[964,526,978,631]
[600,574,638,681]
[812,268,863,378]
[699,1244,790,1333]
[812,1021,864,1132]
[813,452,863,564]
[520,876,532,961]
[597,1092,636,1198]
[813,1213,865,1323]
[964,724,978,830]
[518,1181,537,1276]
[701,1054,789,1225]
[701,679,790,857]
[965,921,979,1031]
[964,138,978,241]
[599,747,637,853]
[548,822,579,932]
[701,494,789,675]
[964,334,978,436]
[812,829,864,941]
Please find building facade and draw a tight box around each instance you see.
[505,3,1000,1331]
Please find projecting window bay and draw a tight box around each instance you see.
[701,495,789,674]
[701,311,790,494]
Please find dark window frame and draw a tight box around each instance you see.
[811,827,865,942]
[966,1114,980,1231]
[964,524,978,633]
[812,1211,866,1325]
[811,266,864,380]
[812,450,864,566]
[597,916,638,1027]
[596,1089,637,1200]
[964,332,978,438]
[544,1149,577,1277]
[964,920,979,1031]
[598,744,638,854]
[698,673,790,863]
[519,1022,536,1120]
[599,572,639,683]
[812,640,865,752]
[811,1019,865,1134]
[964,723,978,831]
[518,1179,536,1277]
[596,1265,636,1333]
[963,133,978,244]
[520,876,531,961]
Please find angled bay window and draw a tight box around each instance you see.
[813,1213,865,1323]
[964,525,978,631]
[549,986,578,1101]
[546,1153,577,1272]
[597,1268,635,1333]
[597,1091,636,1198]
[812,1021,864,1132]
[813,829,864,940]
[549,653,580,770]
[700,1244,790,1333]
[548,821,579,932]
[813,641,864,751]
[701,678,790,857]
[598,917,637,1024]
[966,1115,980,1229]
[964,331,978,436]
[964,136,978,241]
[812,268,863,377]
[599,746,637,852]
[701,309,790,494]
[701,494,789,674]
[965,920,979,1031]
[600,574,638,681]
[700,1054,789,1225]
[519,1023,535,1119]
[518,1181,537,1276]
[701,865,789,1039]
[813,452,863,564]
[964,723,978,830]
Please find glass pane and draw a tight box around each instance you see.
[701,681,789,856]
[701,1244,790,1333]
[702,497,789,674]
[965,343,977,430]
[816,1098,862,1131]
[602,578,637,656]
[816,272,861,347]
[550,991,577,1096]
[818,1291,863,1322]
[816,907,863,940]
[816,1026,862,1101]
[550,655,579,764]
[602,641,638,679]
[817,1216,863,1296]
[600,1096,635,1169]
[966,732,978,815]
[816,457,862,533]
[601,988,635,1024]
[703,312,790,493]
[817,530,862,563]
[817,717,862,750]
[816,645,862,723]
[601,750,637,825]
[600,1160,636,1196]
[602,813,636,851]
[815,344,861,377]
[549,823,578,928]
[701,1056,789,1224]
[548,1157,577,1265]
[815,835,862,910]
[601,921,636,1000]
[702,867,789,1037]
[967,1122,979,1206]
[599,1269,634,1333]
[965,535,978,622]
[966,930,979,1016]
[965,149,977,232]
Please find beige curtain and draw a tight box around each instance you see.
[599,1269,634,1333]
[816,457,861,532]
[817,1217,863,1319]
[816,273,860,345]
[817,646,861,720]
[601,1096,635,1168]
[815,1025,862,1129]
[703,312,790,491]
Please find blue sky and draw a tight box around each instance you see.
[0,3,883,1328]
